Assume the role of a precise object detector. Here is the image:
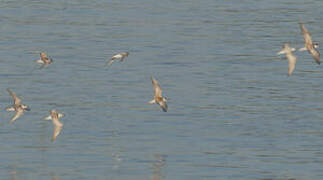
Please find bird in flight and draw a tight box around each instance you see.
[6,88,30,123]
[106,52,129,67]
[148,76,168,112]
[36,52,53,69]
[277,43,297,76]
[45,109,64,142]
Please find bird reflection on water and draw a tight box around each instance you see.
[152,154,166,180]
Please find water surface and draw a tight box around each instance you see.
[0,0,323,179]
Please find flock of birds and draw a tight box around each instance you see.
[277,23,321,76]
[6,49,168,142]
[4,22,320,142]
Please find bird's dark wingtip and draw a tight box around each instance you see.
[161,105,168,112]
[315,59,321,65]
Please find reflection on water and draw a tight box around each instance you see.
[112,151,123,169]
[9,166,17,180]
[51,173,61,180]
[152,154,166,180]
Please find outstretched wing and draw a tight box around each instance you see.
[309,47,321,65]
[120,56,126,61]
[300,23,313,46]
[44,115,52,120]
[287,53,297,76]
[51,125,62,142]
[152,76,162,98]
[10,109,24,124]
[106,59,116,67]
[120,52,128,61]
[7,88,21,105]
[299,23,320,64]
[159,101,168,112]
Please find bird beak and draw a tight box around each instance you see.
[25,108,31,111]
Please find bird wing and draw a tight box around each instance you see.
[44,115,52,120]
[300,23,313,46]
[51,123,63,142]
[10,109,24,124]
[309,47,321,65]
[41,57,50,63]
[287,53,297,76]
[299,23,320,64]
[51,114,63,142]
[159,101,168,112]
[106,59,116,67]
[58,113,64,118]
[40,53,48,61]
[152,77,162,98]
[120,53,128,61]
[277,49,286,55]
[7,88,21,105]
[120,56,126,61]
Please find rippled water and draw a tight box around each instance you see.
[0,0,323,179]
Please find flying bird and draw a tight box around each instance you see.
[6,88,30,123]
[46,109,64,142]
[277,43,297,76]
[106,52,129,67]
[299,23,320,64]
[148,76,168,112]
[36,52,53,69]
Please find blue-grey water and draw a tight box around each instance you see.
[0,0,323,179]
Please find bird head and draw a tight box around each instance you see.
[21,104,30,111]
